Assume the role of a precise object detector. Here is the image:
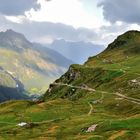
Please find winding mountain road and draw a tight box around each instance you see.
[52,82,96,92]
[51,82,140,105]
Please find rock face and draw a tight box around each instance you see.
[17,122,28,127]
[86,124,98,133]
[128,78,140,88]
[67,67,81,81]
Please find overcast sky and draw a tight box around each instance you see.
[0,0,140,45]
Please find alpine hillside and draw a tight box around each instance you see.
[0,31,139,140]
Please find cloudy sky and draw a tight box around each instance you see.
[0,0,140,46]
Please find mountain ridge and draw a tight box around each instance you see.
[0,29,73,96]
[46,39,104,64]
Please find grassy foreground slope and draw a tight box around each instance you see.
[0,31,140,140]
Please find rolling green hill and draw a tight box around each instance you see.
[0,29,73,96]
[0,31,139,140]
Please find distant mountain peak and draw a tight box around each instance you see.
[4,29,28,41]
[49,39,104,64]
[6,29,16,33]
[0,29,32,51]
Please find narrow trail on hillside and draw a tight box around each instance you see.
[114,92,140,105]
[52,82,96,92]
[85,65,140,76]
[88,93,104,115]
[88,102,93,115]
[51,82,140,105]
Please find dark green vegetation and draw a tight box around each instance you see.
[0,31,140,139]
[0,29,73,96]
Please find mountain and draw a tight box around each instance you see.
[44,30,140,99]
[32,43,74,68]
[0,29,73,95]
[0,31,139,139]
[47,39,104,64]
[0,66,28,102]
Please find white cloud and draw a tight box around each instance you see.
[5,15,26,23]
[25,0,104,28]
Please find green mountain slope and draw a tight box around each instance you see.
[44,30,140,100]
[0,29,73,95]
[0,31,139,140]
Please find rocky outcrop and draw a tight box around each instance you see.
[128,78,140,88]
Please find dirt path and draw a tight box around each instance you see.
[115,92,140,102]
[109,130,126,140]
[52,82,140,105]
[98,91,140,105]
[52,82,96,92]
[88,102,93,115]
[38,102,45,108]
